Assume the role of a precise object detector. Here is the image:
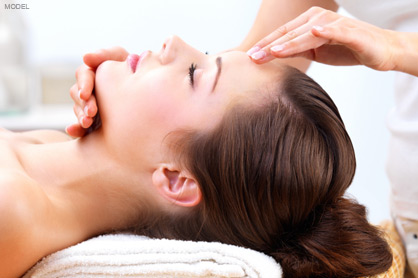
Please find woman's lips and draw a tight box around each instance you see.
[127,54,139,73]
[127,51,149,73]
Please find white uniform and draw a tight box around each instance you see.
[334,0,418,276]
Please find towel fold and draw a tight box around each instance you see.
[24,234,282,278]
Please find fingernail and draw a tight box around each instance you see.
[78,89,83,100]
[313,25,324,32]
[84,106,89,117]
[246,46,260,56]
[251,50,266,60]
[271,45,285,52]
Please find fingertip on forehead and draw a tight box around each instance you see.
[232,50,288,75]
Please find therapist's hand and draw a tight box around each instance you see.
[66,47,129,137]
[247,7,399,71]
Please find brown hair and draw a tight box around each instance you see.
[136,66,392,277]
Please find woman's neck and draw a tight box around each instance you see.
[18,129,155,237]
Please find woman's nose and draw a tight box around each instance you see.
[160,35,185,65]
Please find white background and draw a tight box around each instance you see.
[6,0,395,224]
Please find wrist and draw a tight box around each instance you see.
[393,31,418,77]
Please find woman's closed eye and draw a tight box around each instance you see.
[188,63,197,88]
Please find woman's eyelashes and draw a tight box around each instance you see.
[188,63,197,87]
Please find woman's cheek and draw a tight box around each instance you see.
[140,91,184,129]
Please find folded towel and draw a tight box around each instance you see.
[24,234,282,278]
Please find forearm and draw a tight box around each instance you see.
[395,31,418,77]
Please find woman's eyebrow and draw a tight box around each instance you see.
[211,57,222,92]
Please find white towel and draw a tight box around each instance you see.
[23,234,282,278]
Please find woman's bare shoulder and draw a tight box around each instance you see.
[0,169,35,218]
[19,129,73,144]
[0,127,73,145]
[0,170,52,277]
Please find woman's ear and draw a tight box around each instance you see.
[152,165,202,207]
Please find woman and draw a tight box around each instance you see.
[0,36,391,277]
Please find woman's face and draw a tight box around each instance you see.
[95,36,279,168]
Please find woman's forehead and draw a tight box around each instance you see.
[215,51,282,91]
